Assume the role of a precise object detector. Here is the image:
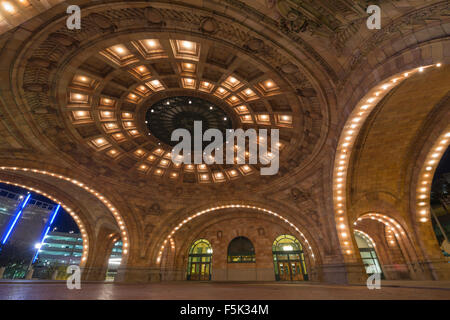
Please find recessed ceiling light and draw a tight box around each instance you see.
[2,2,15,13]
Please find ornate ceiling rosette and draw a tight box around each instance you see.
[12,2,328,190]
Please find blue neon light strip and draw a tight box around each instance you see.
[1,193,32,245]
[32,204,61,263]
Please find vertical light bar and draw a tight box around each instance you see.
[32,204,61,263]
[1,193,32,245]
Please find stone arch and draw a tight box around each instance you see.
[160,209,318,281]
[0,165,136,280]
[0,174,92,269]
[153,203,320,266]
[353,212,437,280]
[331,37,450,281]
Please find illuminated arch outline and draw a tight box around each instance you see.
[354,229,376,248]
[0,179,90,267]
[414,129,450,224]
[156,204,317,263]
[0,166,130,258]
[332,63,443,259]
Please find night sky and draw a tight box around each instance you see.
[434,146,450,179]
[0,183,79,233]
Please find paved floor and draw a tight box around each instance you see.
[0,281,449,300]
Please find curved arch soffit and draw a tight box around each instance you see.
[332,63,444,261]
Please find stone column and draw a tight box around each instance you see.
[415,223,450,280]
[318,254,367,284]
[115,263,161,283]
[81,227,116,282]
[0,267,5,279]
[25,268,34,280]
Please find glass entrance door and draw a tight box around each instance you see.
[189,257,211,281]
[187,239,212,281]
[275,257,306,281]
[273,235,309,281]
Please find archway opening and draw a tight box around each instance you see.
[227,236,255,263]
[105,239,123,282]
[187,239,212,281]
[0,183,81,280]
[430,146,450,257]
[272,235,308,281]
[353,214,415,280]
[354,230,383,278]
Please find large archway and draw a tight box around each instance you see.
[0,182,87,280]
[332,60,450,280]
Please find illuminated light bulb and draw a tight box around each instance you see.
[147,40,156,47]
[419,217,427,223]
[2,2,15,13]
[418,67,424,72]
[115,46,125,54]
[436,63,442,67]
[431,153,439,158]
[404,72,409,77]
[181,40,194,49]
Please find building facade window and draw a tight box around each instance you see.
[187,239,212,281]
[227,236,255,263]
[272,235,308,281]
